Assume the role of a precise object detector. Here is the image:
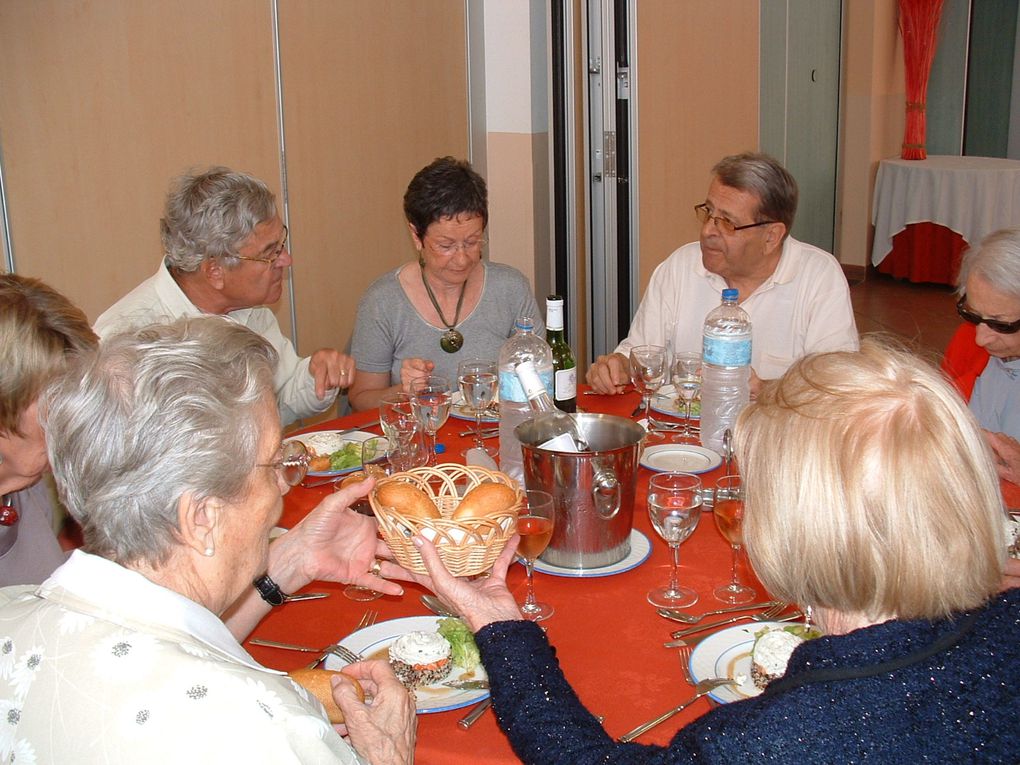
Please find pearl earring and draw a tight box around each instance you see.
[204,547,214,557]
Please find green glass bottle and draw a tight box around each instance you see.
[545,295,577,413]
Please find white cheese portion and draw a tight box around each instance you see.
[389,630,451,666]
[752,629,804,678]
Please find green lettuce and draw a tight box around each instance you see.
[437,617,481,670]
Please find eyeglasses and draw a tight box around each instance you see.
[426,236,487,257]
[956,295,1020,334]
[231,226,289,266]
[694,204,777,234]
[258,439,309,487]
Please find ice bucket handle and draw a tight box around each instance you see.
[591,463,621,520]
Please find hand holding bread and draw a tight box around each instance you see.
[288,667,364,724]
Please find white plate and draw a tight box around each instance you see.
[323,615,488,714]
[640,444,721,474]
[285,430,388,477]
[449,391,500,424]
[528,529,652,578]
[650,384,701,420]
[689,621,794,704]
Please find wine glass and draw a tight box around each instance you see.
[629,344,667,438]
[410,376,453,466]
[516,489,556,621]
[646,472,702,608]
[378,392,428,472]
[672,352,702,440]
[337,437,390,602]
[457,359,498,457]
[712,474,755,604]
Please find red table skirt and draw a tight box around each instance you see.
[877,222,969,285]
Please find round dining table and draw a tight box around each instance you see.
[246,388,761,764]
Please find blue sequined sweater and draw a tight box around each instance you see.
[475,588,1020,764]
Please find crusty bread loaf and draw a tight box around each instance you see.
[287,668,364,724]
[452,482,518,520]
[375,481,441,519]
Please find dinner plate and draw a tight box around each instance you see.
[689,621,794,704]
[640,444,721,474]
[449,391,500,424]
[650,384,701,420]
[323,616,488,714]
[285,430,389,477]
[529,529,652,578]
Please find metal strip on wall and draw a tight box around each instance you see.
[0,137,13,272]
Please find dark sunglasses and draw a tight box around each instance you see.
[956,295,1020,334]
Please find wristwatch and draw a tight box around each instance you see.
[253,573,288,606]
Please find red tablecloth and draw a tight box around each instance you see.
[247,393,747,764]
[876,222,968,284]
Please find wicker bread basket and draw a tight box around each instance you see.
[370,463,522,576]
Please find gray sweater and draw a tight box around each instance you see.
[351,262,543,384]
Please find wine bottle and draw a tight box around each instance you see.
[515,360,589,452]
[545,295,577,413]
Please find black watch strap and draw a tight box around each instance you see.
[253,573,288,606]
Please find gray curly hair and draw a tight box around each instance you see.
[956,228,1020,301]
[41,316,278,567]
[161,167,277,272]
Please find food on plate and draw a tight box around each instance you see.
[388,630,453,688]
[1007,514,1020,559]
[436,617,481,670]
[452,481,518,520]
[750,624,821,690]
[287,667,364,724]
[296,432,384,473]
[375,481,441,520]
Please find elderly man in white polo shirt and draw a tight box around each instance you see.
[586,152,858,395]
[95,167,355,424]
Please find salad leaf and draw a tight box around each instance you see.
[437,617,481,670]
[328,442,364,471]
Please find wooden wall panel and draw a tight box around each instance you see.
[636,1,759,293]
[0,0,284,326]
[278,1,468,357]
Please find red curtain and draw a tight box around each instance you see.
[898,0,945,160]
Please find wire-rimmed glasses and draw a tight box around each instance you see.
[694,204,778,235]
[230,226,289,265]
[258,439,309,486]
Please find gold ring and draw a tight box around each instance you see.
[368,559,382,576]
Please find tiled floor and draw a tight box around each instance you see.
[849,270,959,361]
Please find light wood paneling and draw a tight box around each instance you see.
[636,1,759,293]
[0,0,285,326]
[278,1,468,357]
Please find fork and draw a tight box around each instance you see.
[676,644,695,685]
[251,609,378,667]
[669,602,787,640]
[657,600,782,625]
[619,676,735,742]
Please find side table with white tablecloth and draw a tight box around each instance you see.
[871,156,1020,284]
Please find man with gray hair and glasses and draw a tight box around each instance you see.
[586,152,858,395]
[94,167,355,425]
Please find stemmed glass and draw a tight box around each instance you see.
[338,437,389,602]
[378,392,428,472]
[629,344,668,438]
[410,376,453,466]
[646,472,702,608]
[713,475,756,604]
[516,490,556,621]
[457,360,498,457]
[672,352,702,440]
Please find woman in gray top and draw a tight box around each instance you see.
[348,157,542,411]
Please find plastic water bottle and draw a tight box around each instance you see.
[700,288,751,454]
[498,317,554,484]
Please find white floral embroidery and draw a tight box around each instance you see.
[9,648,42,702]
[90,632,158,683]
[0,639,14,681]
[57,610,95,636]
[0,699,20,761]
[9,736,35,764]
[178,642,211,661]
[244,677,285,720]
[114,688,170,743]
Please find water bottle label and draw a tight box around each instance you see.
[703,336,751,367]
[501,369,554,402]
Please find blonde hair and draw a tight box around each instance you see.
[736,337,1006,621]
[0,274,97,435]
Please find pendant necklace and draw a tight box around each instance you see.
[420,264,466,353]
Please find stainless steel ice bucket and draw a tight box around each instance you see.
[516,413,645,569]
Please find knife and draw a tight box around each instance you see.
[443,679,490,690]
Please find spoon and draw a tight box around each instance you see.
[420,594,460,617]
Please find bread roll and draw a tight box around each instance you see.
[287,668,364,724]
[453,482,518,520]
[375,481,440,519]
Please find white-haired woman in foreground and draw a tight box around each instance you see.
[0,317,415,764]
[419,338,1019,763]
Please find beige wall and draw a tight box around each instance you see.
[636,1,760,294]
